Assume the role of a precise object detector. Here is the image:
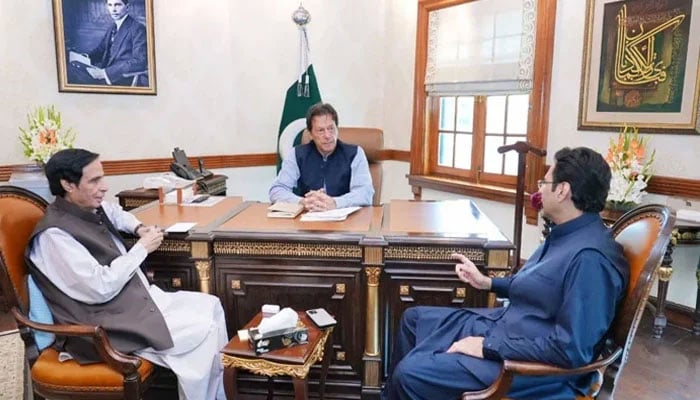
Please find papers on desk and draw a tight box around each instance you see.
[267,202,304,218]
[165,222,197,233]
[182,195,225,207]
[300,206,361,222]
[677,209,700,223]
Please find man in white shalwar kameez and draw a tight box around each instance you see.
[28,148,226,399]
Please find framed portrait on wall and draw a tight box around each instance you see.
[52,0,156,95]
[578,0,700,134]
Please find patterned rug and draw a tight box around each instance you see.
[0,330,24,399]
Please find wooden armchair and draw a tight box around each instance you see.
[0,186,157,400]
[461,204,675,400]
[301,127,384,205]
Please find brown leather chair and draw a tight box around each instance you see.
[0,186,157,400]
[301,127,384,205]
[461,204,675,400]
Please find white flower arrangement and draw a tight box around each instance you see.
[18,106,76,164]
[605,125,655,207]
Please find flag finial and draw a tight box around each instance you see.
[293,4,312,97]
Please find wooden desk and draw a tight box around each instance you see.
[205,199,512,399]
[129,196,243,292]
[129,199,513,399]
[115,174,228,211]
[221,312,333,400]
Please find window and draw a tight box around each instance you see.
[408,0,556,205]
[433,94,529,186]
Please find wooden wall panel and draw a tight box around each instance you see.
[2,151,698,201]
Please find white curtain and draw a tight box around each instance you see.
[425,0,537,96]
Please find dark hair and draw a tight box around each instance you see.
[108,0,129,4]
[45,149,100,197]
[552,147,611,213]
[306,103,338,131]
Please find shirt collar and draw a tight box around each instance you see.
[548,212,602,240]
[114,14,128,30]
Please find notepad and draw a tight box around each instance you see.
[299,206,361,222]
[165,222,197,233]
[267,202,304,218]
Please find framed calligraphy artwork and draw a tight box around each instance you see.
[52,0,157,95]
[578,0,700,134]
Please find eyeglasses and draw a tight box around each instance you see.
[537,179,555,189]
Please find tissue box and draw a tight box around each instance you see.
[248,325,309,355]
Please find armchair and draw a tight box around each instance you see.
[123,70,148,87]
[301,127,384,205]
[0,186,158,400]
[461,204,675,400]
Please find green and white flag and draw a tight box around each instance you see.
[276,4,322,171]
[276,65,322,171]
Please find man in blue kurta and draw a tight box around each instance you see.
[269,102,374,211]
[382,147,629,400]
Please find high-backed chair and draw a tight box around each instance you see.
[0,186,157,400]
[301,127,384,205]
[461,204,675,400]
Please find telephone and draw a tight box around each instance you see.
[170,147,213,180]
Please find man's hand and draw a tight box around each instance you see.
[446,336,484,358]
[136,227,164,253]
[301,189,336,212]
[452,253,491,290]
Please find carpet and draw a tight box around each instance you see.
[0,329,24,399]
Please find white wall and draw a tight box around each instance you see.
[1,0,698,306]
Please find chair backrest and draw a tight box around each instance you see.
[608,204,674,363]
[0,186,48,314]
[301,127,384,205]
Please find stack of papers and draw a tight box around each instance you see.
[267,202,304,218]
[677,209,700,223]
[300,206,361,222]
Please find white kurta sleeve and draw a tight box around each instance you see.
[29,228,148,304]
[101,200,141,234]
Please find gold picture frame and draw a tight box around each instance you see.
[52,0,156,95]
[578,0,700,134]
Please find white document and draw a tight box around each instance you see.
[300,206,361,222]
[677,209,700,223]
[165,222,197,233]
[68,51,92,66]
[182,196,224,207]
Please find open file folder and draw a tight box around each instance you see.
[299,206,361,222]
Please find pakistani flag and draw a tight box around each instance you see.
[276,65,322,171]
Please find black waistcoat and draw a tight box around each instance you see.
[26,196,173,364]
[294,139,358,197]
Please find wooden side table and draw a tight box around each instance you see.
[221,312,333,400]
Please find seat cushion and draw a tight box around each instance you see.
[28,275,55,350]
[32,347,154,391]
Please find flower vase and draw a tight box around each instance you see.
[9,163,54,202]
[603,201,637,222]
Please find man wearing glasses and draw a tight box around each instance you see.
[382,147,628,400]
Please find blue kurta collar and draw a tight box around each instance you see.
[548,212,602,240]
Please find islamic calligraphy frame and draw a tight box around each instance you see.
[578,0,700,134]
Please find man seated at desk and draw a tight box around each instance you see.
[269,102,374,211]
[27,148,227,399]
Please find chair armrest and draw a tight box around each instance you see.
[461,347,623,400]
[11,307,142,375]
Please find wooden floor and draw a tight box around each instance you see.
[2,308,699,399]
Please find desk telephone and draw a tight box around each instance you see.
[171,147,213,180]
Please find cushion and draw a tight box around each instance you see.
[28,275,55,350]
[32,347,154,390]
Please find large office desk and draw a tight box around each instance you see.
[131,199,513,399]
